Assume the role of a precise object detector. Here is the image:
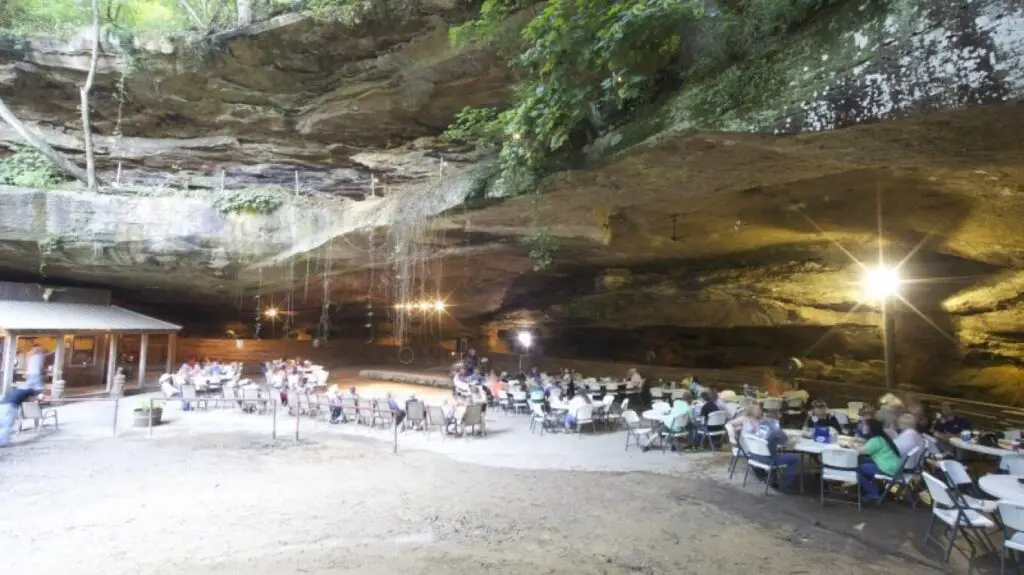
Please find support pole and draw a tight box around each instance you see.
[138,333,149,389]
[882,298,896,389]
[294,391,300,441]
[272,395,277,439]
[148,397,154,436]
[52,333,65,388]
[106,333,119,393]
[1,333,17,395]
[112,397,119,436]
[166,332,177,374]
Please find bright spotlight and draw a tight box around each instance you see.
[517,330,533,349]
[264,307,279,319]
[417,302,431,311]
[433,300,445,311]
[863,265,901,299]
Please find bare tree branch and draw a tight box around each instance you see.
[80,0,102,191]
[0,97,91,186]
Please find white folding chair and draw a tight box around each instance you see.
[623,410,653,451]
[831,410,851,432]
[742,435,790,495]
[762,398,782,411]
[574,405,595,437]
[922,472,995,568]
[820,447,860,510]
[847,401,865,416]
[696,411,727,453]
[725,424,746,479]
[939,459,999,515]
[1006,457,1024,476]
[998,500,1024,575]
[529,402,549,435]
[651,400,670,413]
[876,447,922,507]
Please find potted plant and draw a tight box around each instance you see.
[133,400,163,427]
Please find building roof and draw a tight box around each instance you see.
[0,302,181,333]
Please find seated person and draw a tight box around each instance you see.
[801,400,843,436]
[643,395,694,451]
[855,404,877,439]
[854,419,903,503]
[698,392,725,434]
[386,392,406,427]
[931,402,970,444]
[159,374,180,399]
[750,409,799,490]
[728,404,763,437]
[894,413,925,461]
[564,393,590,429]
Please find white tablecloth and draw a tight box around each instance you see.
[979,474,1024,504]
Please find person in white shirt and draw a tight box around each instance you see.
[626,368,643,390]
[894,413,925,463]
[565,393,590,429]
[24,344,45,392]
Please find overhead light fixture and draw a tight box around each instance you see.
[433,300,445,311]
[264,307,279,319]
[517,330,533,349]
[862,265,901,300]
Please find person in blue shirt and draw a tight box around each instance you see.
[751,409,800,490]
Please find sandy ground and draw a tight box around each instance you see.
[0,392,940,575]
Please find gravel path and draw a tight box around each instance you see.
[1,419,935,575]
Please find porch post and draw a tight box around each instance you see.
[138,333,149,389]
[52,333,66,385]
[1,333,17,395]
[166,332,177,373]
[106,333,119,393]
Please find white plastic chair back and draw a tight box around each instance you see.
[725,403,741,418]
[832,410,850,426]
[1006,457,1024,476]
[1005,430,1023,441]
[21,401,42,419]
[649,387,664,398]
[652,401,670,413]
[530,402,545,417]
[316,370,330,386]
[904,446,923,471]
[847,401,865,415]
[999,501,1024,533]
[821,447,858,470]
[706,411,727,426]
[576,404,594,423]
[623,409,640,427]
[922,472,956,508]
[725,423,739,446]
[512,391,527,402]
[763,398,782,411]
[602,395,615,407]
[744,434,772,458]
[621,397,630,411]
[785,397,804,409]
[287,374,300,388]
[181,385,197,400]
[939,459,973,488]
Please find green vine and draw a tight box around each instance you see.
[0,146,64,188]
[213,189,285,215]
[526,229,557,271]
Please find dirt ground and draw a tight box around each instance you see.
[0,420,937,575]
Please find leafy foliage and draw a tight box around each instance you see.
[440,106,505,146]
[0,146,64,188]
[213,189,285,215]
[449,0,834,190]
[525,229,556,271]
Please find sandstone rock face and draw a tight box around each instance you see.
[0,0,1023,402]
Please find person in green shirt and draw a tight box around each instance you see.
[855,418,903,502]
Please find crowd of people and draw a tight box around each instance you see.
[726,394,974,501]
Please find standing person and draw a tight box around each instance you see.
[0,345,45,446]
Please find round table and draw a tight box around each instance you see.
[979,474,1024,504]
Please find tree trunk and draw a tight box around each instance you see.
[0,98,91,186]
[236,0,252,26]
[80,0,102,191]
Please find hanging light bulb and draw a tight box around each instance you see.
[433,300,445,311]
